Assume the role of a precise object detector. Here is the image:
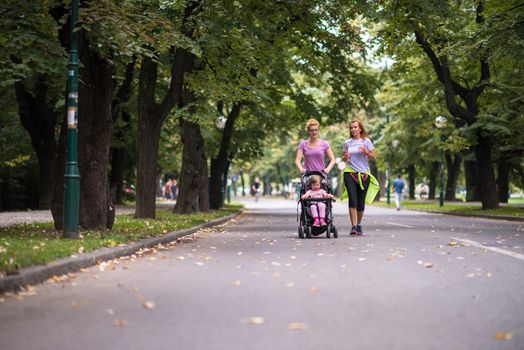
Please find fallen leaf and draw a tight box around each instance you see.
[113,319,128,327]
[288,322,308,330]
[246,317,265,325]
[143,301,155,309]
[424,263,433,268]
[495,332,513,340]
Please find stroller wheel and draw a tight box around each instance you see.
[306,226,312,239]
[326,225,331,239]
[332,225,338,239]
[298,226,304,239]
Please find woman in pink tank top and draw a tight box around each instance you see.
[295,118,335,174]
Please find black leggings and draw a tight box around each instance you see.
[344,172,370,211]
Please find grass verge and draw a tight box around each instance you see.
[0,206,241,276]
[373,200,523,218]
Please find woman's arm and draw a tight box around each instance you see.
[366,148,376,161]
[325,147,336,173]
[295,147,306,173]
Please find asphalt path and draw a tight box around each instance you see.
[0,198,523,350]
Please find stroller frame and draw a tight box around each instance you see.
[297,170,338,239]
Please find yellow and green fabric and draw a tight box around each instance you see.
[340,166,380,204]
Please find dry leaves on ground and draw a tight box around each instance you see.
[288,322,308,330]
[495,332,513,340]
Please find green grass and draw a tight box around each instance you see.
[0,206,241,275]
[509,197,524,205]
[373,200,524,218]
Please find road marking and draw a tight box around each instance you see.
[386,222,414,228]
[452,237,524,262]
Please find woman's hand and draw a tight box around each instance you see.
[359,146,371,157]
[342,151,350,161]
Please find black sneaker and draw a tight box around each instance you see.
[350,226,358,235]
[356,225,363,235]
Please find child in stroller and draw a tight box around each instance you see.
[298,171,338,239]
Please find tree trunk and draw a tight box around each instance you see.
[464,158,480,201]
[407,165,415,199]
[110,59,135,205]
[445,152,461,201]
[51,99,68,230]
[110,147,126,204]
[475,135,499,209]
[497,158,510,203]
[77,31,115,229]
[14,76,58,210]
[174,117,209,214]
[428,161,438,200]
[240,169,245,196]
[135,120,162,217]
[209,103,242,209]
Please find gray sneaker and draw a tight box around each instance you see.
[356,225,363,235]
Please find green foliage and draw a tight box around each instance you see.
[0,0,67,85]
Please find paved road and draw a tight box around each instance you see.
[1,198,523,349]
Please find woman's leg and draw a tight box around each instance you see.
[349,207,357,226]
[344,173,359,231]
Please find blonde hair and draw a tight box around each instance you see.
[309,175,321,184]
[306,118,320,131]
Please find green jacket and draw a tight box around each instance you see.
[340,166,380,204]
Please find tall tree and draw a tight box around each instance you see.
[374,0,511,209]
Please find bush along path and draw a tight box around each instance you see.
[0,207,242,293]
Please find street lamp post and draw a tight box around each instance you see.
[63,0,80,239]
[435,115,447,207]
[216,116,227,207]
[385,114,390,205]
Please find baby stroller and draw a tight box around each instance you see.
[297,170,338,239]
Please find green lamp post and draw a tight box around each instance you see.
[216,116,227,207]
[63,0,80,238]
[435,115,447,207]
[386,114,390,205]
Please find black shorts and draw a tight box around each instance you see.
[344,172,370,211]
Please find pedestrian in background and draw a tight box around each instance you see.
[341,119,379,236]
[171,179,178,200]
[251,177,261,202]
[393,174,406,211]
[163,179,173,201]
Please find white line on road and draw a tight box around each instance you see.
[386,222,414,228]
[452,237,524,262]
